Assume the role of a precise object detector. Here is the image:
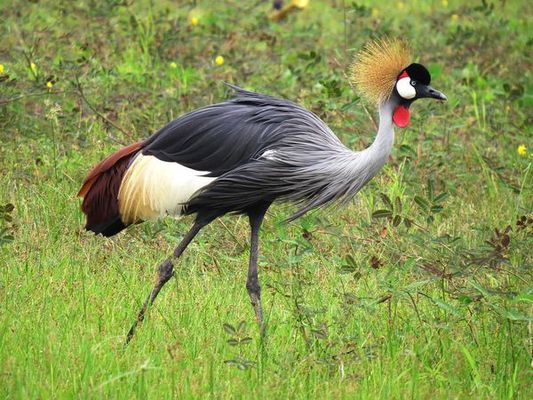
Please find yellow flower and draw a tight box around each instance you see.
[188,8,203,27]
[371,8,380,17]
[292,0,309,8]
[46,81,53,89]
[169,61,178,69]
[442,0,448,7]
[215,55,224,66]
[0,64,4,74]
[517,144,527,156]
[451,14,459,22]
[397,2,405,10]
[30,62,37,73]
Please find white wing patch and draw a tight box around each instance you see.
[118,154,216,224]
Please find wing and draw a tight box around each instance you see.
[142,85,314,176]
[141,85,349,220]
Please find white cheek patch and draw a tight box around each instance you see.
[396,77,416,99]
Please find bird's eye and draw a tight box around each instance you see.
[410,80,416,86]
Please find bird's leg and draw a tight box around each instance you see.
[246,205,269,329]
[125,219,207,345]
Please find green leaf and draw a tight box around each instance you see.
[458,295,473,305]
[430,205,443,214]
[380,193,393,210]
[339,265,356,274]
[414,196,430,212]
[0,203,13,212]
[393,215,402,227]
[345,254,357,268]
[223,323,236,335]
[433,192,449,204]
[224,358,256,370]
[394,196,402,213]
[372,209,392,219]
[426,179,434,200]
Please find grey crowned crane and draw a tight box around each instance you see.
[78,39,446,344]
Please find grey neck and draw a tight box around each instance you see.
[371,100,395,154]
[274,97,399,220]
[362,99,396,169]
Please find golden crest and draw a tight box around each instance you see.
[350,38,411,103]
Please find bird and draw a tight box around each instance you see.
[78,39,446,344]
[271,0,309,21]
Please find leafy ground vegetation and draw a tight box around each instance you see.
[0,0,532,398]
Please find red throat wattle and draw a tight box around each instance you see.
[393,105,410,128]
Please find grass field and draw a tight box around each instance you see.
[1,0,532,398]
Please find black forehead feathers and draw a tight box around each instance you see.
[404,63,431,85]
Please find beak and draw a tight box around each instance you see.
[418,85,447,101]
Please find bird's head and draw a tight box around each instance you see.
[350,39,446,128]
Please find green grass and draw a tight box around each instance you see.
[1,0,532,398]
